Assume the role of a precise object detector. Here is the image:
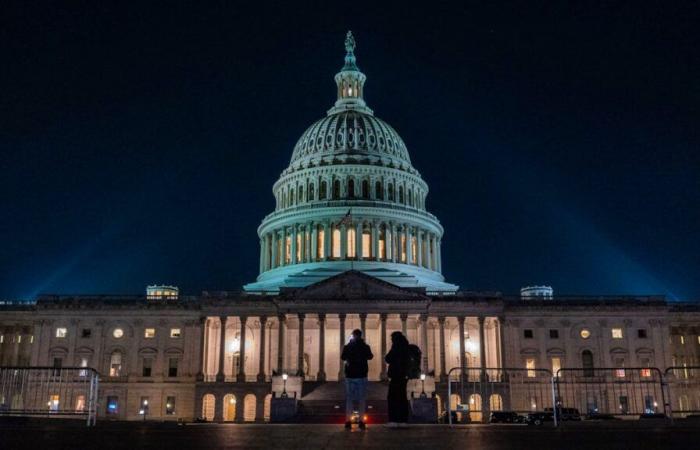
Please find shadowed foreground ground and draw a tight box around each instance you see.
[2,420,700,449]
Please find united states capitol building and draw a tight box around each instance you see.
[1,33,699,423]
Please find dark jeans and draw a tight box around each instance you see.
[387,377,409,423]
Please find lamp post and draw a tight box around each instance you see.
[420,373,427,398]
[281,373,288,398]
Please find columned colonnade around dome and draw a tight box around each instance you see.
[258,220,442,273]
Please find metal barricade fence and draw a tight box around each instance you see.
[664,366,700,418]
[554,367,666,419]
[0,366,99,426]
[446,367,556,425]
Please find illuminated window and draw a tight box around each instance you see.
[347,227,356,258]
[0,335,3,343]
[109,352,122,377]
[106,396,119,415]
[113,328,124,339]
[612,328,623,339]
[48,394,60,412]
[551,357,561,377]
[411,236,417,263]
[17,335,22,343]
[75,395,85,412]
[317,228,324,259]
[170,328,181,338]
[332,227,341,258]
[284,236,291,264]
[79,357,89,376]
[400,235,406,263]
[680,336,685,345]
[640,368,651,377]
[296,233,302,261]
[56,328,67,338]
[361,231,371,258]
[698,336,700,345]
[526,359,536,377]
[166,396,176,415]
[580,329,591,339]
[144,328,155,339]
[615,358,626,378]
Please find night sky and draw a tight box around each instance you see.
[1,2,699,300]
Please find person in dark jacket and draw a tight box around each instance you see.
[385,331,411,427]
[341,329,373,429]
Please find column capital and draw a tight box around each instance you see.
[259,316,268,325]
[400,313,408,321]
[437,316,446,324]
[379,313,388,321]
[278,314,286,323]
[297,313,306,320]
[359,313,368,320]
[240,315,248,323]
[457,316,466,324]
[338,313,346,321]
[419,313,428,321]
[317,313,326,321]
[199,316,207,325]
[220,315,228,324]
[477,316,485,325]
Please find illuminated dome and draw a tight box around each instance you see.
[244,32,458,293]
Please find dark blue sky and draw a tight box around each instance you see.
[1,2,698,299]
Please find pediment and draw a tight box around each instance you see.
[281,270,428,301]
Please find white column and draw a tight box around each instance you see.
[257,316,267,382]
[237,316,247,382]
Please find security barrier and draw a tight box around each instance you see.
[664,366,700,418]
[0,366,99,426]
[446,367,556,425]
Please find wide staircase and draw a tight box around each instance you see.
[297,381,389,424]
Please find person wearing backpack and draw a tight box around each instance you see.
[341,328,374,429]
[384,331,411,427]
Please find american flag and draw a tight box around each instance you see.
[339,209,352,226]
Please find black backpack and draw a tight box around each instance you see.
[407,344,422,379]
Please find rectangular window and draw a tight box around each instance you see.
[81,328,92,338]
[79,357,89,377]
[362,232,371,258]
[75,395,86,412]
[526,358,536,378]
[680,335,685,345]
[549,329,559,339]
[144,328,156,339]
[523,329,533,339]
[55,328,67,338]
[640,368,651,378]
[166,396,176,415]
[284,236,291,264]
[612,328,623,339]
[170,328,181,338]
[619,396,629,414]
[551,357,561,377]
[637,329,647,339]
[317,229,324,259]
[106,396,119,415]
[347,228,356,257]
[52,357,62,376]
[332,228,341,258]
[168,358,179,377]
[142,358,153,377]
[614,357,626,378]
[49,394,60,412]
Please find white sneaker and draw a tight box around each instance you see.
[384,422,399,428]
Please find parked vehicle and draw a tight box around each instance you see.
[585,413,619,420]
[489,411,525,424]
[526,412,554,426]
[545,407,581,421]
[639,413,667,419]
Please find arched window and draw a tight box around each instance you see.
[388,183,394,201]
[202,394,215,421]
[582,350,594,377]
[408,188,413,206]
[379,225,386,259]
[244,394,256,422]
[298,186,304,203]
[320,181,327,200]
[375,181,383,200]
[469,394,482,422]
[362,225,371,258]
[332,225,341,258]
[223,394,236,421]
[289,188,295,206]
[361,180,370,199]
[332,180,340,199]
[490,394,503,412]
[399,186,404,204]
[347,179,355,198]
[109,351,122,377]
[308,183,314,201]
